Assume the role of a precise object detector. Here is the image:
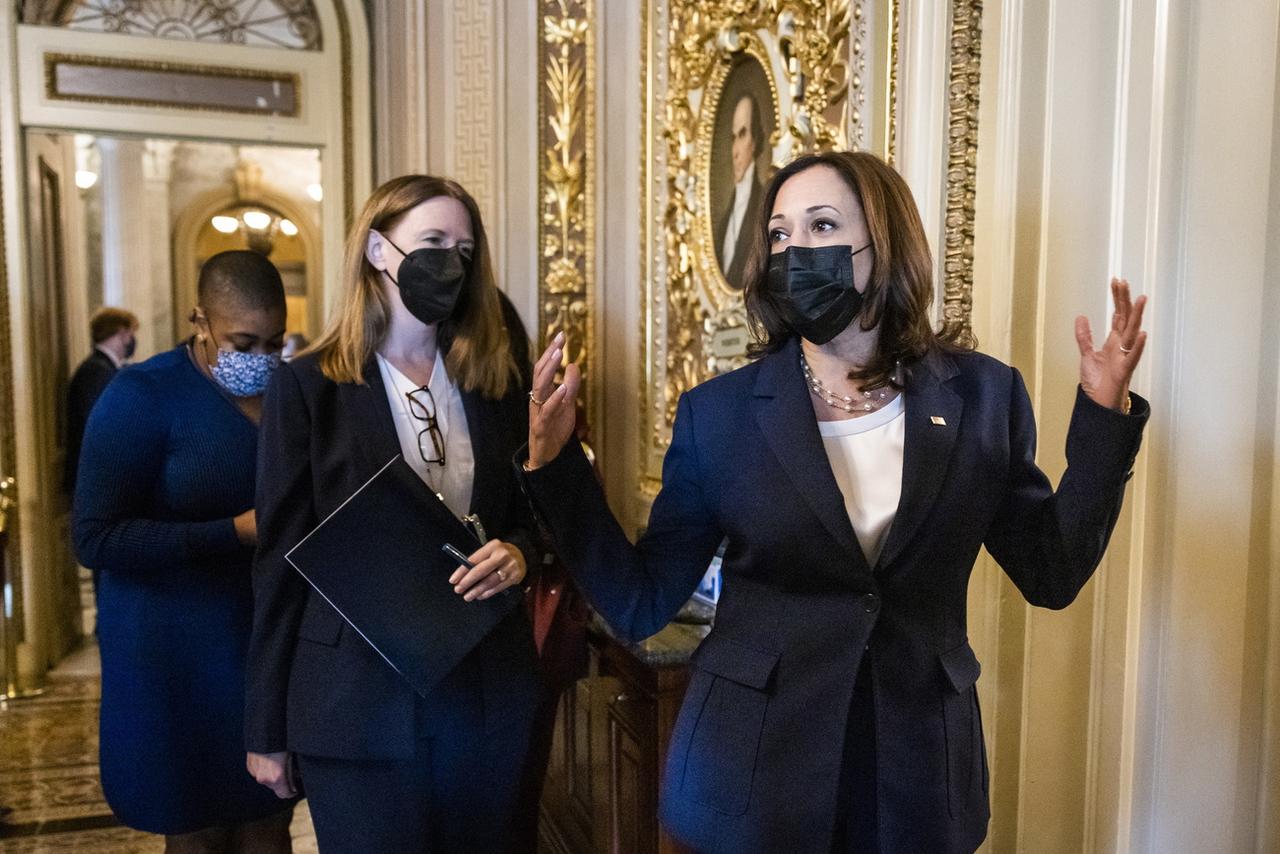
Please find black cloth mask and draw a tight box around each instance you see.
[766,243,872,345]
[123,336,137,360]
[380,233,470,326]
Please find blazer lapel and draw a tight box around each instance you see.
[875,352,963,571]
[352,355,406,478]
[459,388,505,527]
[752,339,867,571]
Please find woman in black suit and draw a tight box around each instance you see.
[521,151,1149,853]
[245,176,542,853]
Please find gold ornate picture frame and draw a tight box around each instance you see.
[641,0,871,488]
[640,0,981,491]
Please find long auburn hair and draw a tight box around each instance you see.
[743,151,973,389]
[309,175,517,397]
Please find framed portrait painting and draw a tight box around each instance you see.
[705,52,778,291]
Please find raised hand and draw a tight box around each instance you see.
[1074,278,1148,412]
[527,331,582,470]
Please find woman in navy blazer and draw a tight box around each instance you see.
[521,152,1149,853]
[245,176,542,853]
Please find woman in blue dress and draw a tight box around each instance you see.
[75,250,294,853]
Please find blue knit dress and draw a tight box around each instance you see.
[73,345,291,834]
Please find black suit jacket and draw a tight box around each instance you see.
[246,336,542,761]
[521,338,1148,853]
[65,349,118,495]
[714,177,764,288]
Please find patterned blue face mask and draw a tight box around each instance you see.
[210,349,280,397]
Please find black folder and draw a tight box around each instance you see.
[285,455,518,697]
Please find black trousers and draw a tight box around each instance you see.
[830,656,879,854]
[296,705,531,854]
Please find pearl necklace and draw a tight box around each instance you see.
[801,354,891,414]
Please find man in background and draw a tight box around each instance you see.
[64,307,138,497]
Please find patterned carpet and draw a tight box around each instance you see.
[0,645,317,853]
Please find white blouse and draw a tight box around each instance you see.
[376,352,475,520]
[816,395,906,567]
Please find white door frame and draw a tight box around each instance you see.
[0,0,371,685]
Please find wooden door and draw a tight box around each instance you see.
[24,131,83,662]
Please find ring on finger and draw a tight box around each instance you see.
[1119,345,1133,354]
[496,568,506,582]
[529,391,546,406]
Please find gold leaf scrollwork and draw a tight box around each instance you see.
[943,0,981,348]
[538,0,595,421]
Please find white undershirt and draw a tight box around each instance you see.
[721,160,756,271]
[816,395,906,567]
[376,352,475,520]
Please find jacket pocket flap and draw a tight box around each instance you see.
[939,641,981,692]
[691,634,780,690]
[297,597,343,646]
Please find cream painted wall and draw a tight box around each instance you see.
[973,0,1280,851]
[370,0,540,343]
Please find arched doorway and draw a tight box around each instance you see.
[0,0,371,693]
[171,165,325,344]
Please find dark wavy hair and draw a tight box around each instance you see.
[743,150,974,390]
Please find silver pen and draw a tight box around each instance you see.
[442,543,475,568]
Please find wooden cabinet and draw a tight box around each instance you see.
[538,619,708,854]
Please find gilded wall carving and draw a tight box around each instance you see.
[537,0,596,425]
[943,0,981,347]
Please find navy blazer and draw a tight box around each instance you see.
[245,345,542,761]
[521,338,1148,853]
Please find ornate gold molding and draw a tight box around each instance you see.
[849,1,868,150]
[537,0,596,424]
[884,0,900,164]
[334,0,355,230]
[943,0,981,346]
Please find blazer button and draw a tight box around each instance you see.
[862,593,880,614]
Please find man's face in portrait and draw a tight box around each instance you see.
[731,95,757,184]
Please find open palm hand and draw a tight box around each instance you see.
[1075,278,1148,411]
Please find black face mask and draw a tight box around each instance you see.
[380,233,471,326]
[123,336,137,360]
[766,243,873,345]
